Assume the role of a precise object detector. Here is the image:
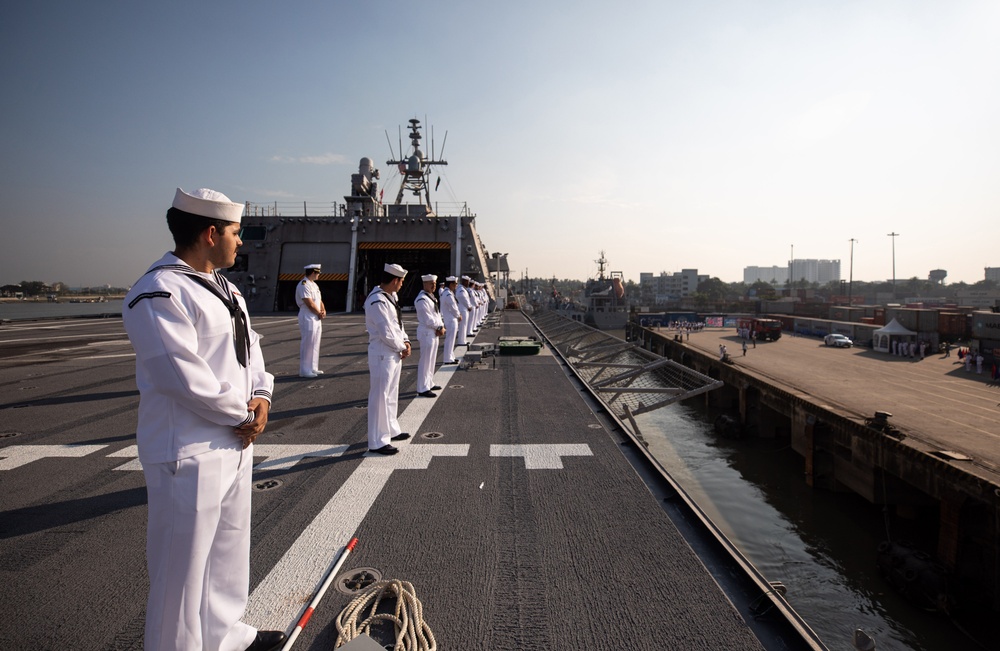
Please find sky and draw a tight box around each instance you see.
[2,1,998,289]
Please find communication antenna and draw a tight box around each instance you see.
[384,130,396,161]
[385,117,448,211]
[398,126,403,166]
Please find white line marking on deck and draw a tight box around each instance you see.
[106,444,351,471]
[490,443,593,469]
[244,443,470,631]
[80,353,136,359]
[244,352,470,631]
[0,444,108,470]
[251,444,350,470]
[106,446,143,471]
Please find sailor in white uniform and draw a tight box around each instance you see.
[295,263,325,377]
[439,275,461,364]
[364,263,412,455]
[475,282,486,329]
[122,188,285,651]
[414,274,445,397]
[459,276,476,340]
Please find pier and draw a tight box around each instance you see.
[638,324,1000,613]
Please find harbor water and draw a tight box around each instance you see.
[638,400,976,651]
[0,300,124,321]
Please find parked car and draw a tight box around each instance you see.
[824,333,853,348]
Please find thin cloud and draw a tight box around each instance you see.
[269,153,349,165]
[785,91,872,148]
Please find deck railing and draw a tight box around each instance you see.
[528,309,723,438]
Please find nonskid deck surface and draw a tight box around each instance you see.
[0,312,764,650]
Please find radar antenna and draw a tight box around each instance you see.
[595,251,608,282]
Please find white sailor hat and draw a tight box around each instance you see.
[384,263,407,278]
[172,188,244,223]
[304,263,321,271]
[421,274,437,282]
[445,275,458,283]
[461,275,470,281]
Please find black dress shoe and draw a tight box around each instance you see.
[431,385,442,391]
[391,432,411,441]
[444,359,458,364]
[369,444,398,455]
[418,390,437,398]
[246,630,287,651]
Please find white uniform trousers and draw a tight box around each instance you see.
[143,446,256,651]
[416,326,439,392]
[298,311,322,375]
[456,315,468,346]
[367,343,402,450]
[465,308,476,337]
[442,316,459,362]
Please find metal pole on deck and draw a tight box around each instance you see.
[280,537,359,651]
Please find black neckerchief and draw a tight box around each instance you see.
[146,263,251,367]
[377,287,402,327]
[419,289,440,313]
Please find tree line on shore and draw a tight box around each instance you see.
[1,281,130,298]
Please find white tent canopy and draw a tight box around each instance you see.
[873,318,917,353]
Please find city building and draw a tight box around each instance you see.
[743,266,789,285]
[789,259,841,285]
[985,267,1000,283]
[640,269,709,303]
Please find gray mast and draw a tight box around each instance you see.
[386,118,448,215]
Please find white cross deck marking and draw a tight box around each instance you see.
[105,444,350,472]
[490,443,593,469]
[244,443,470,630]
[250,444,351,470]
[0,444,108,470]
[245,357,469,630]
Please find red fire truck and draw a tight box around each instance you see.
[736,317,783,341]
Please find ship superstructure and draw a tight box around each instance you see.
[226,118,494,313]
[583,251,629,329]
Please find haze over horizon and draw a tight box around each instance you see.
[2,1,998,289]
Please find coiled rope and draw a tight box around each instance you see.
[334,579,436,650]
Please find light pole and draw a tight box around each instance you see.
[887,232,899,299]
[848,238,857,304]
[789,244,794,295]
[493,252,508,308]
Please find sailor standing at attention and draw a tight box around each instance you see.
[296,263,325,377]
[122,188,285,651]
[439,275,461,364]
[475,282,486,328]
[364,263,413,455]
[470,281,480,332]
[459,275,476,340]
[455,276,472,346]
[414,274,445,397]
